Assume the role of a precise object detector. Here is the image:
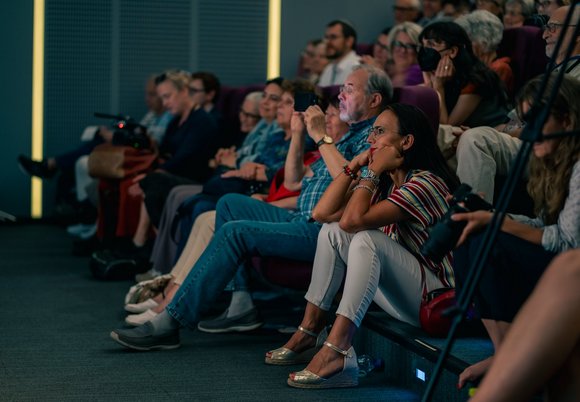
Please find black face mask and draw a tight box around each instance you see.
[418,47,441,72]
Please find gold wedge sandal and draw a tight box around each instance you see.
[265,326,328,365]
[287,341,359,389]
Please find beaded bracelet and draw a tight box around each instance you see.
[342,164,357,180]
[359,176,380,186]
[353,184,375,195]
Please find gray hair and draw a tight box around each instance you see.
[505,0,535,19]
[456,10,504,53]
[244,91,263,114]
[352,64,393,108]
[388,22,423,57]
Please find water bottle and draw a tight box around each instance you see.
[357,354,384,377]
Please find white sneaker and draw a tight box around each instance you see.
[124,298,159,313]
[125,309,158,326]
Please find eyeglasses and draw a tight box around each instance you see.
[392,40,418,52]
[324,33,343,41]
[339,85,355,95]
[543,22,577,33]
[368,126,400,139]
[239,109,260,119]
[189,87,205,93]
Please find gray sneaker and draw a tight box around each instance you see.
[110,322,180,351]
[197,308,263,333]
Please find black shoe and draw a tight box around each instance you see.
[197,308,263,333]
[110,322,180,351]
[18,155,56,179]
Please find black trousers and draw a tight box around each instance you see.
[453,231,556,322]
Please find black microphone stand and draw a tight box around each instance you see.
[421,5,580,400]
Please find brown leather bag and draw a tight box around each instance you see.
[88,144,157,179]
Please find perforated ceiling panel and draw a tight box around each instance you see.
[197,0,269,85]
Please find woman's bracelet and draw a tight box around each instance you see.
[353,183,375,195]
[342,164,357,180]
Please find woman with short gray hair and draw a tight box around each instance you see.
[456,10,514,95]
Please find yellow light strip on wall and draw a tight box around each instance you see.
[31,0,45,218]
[267,0,281,79]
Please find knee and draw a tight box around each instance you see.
[216,194,245,217]
[456,128,492,157]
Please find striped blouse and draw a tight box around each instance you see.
[380,169,455,288]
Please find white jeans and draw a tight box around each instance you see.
[456,127,523,203]
[305,222,444,328]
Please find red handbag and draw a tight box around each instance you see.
[88,143,157,179]
[420,288,456,337]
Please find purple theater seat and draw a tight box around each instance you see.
[251,85,440,291]
[497,26,549,95]
[216,84,265,147]
[355,43,374,56]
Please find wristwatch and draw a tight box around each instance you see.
[316,135,334,148]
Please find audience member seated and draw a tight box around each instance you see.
[137,85,281,279]
[543,6,580,80]
[96,70,220,245]
[455,5,580,203]
[476,0,505,19]
[537,0,569,17]
[440,0,472,19]
[386,22,423,86]
[419,21,509,127]
[452,74,580,389]
[298,39,329,84]
[470,249,580,402]
[18,76,172,228]
[418,0,444,26]
[153,79,314,272]
[360,27,391,72]
[122,97,349,326]
[116,79,283,269]
[318,20,361,86]
[503,0,536,28]
[393,0,423,24]
[109,65,392,350]
[269,104,458,389]
[456,10,515,96]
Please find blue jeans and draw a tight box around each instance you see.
[166,193,321,329]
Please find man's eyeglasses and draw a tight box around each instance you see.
[543,22,577,33]
[339,85,355,95]
[239,109,260,119]
[325,34,343,41]
[392,40,418,52]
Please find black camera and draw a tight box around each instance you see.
[421,184,493,263]
[94,112,150,149]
